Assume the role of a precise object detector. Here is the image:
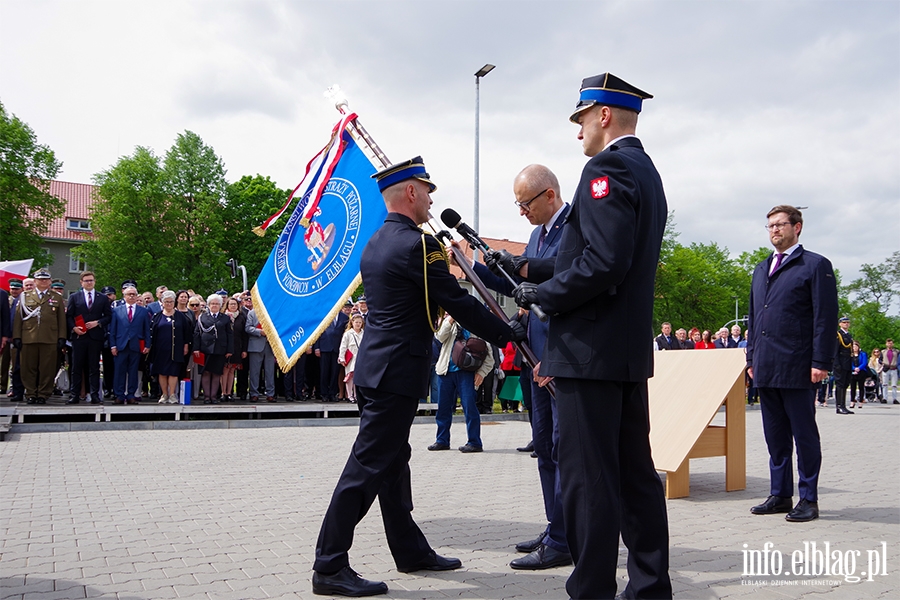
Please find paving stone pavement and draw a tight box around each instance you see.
[0,404,897,599]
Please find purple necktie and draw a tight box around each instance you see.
[772,253,784,274]
[537,227,547,252]
[128,306,133,323]
[87,292,93,309]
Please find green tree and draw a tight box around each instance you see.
[848,302,900,355]
[0,101,64,265]
[846,253,899,313]
[160,131,229,292]
[221,175,291,289]
[80,132,232,293]
[78,147,170,288]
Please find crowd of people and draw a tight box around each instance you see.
[651,319,899,408]
[0,271,384,406]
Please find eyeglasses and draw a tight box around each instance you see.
[515,189,549,211]
[764,221,793,231]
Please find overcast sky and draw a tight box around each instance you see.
[2,0,898,284]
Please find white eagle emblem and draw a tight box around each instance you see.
[591,177,609,199]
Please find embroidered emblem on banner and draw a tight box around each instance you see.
[591,177,609,199]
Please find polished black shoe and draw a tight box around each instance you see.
[66,397,81,405]
[90,394,102,404]
[517,441,534,452]
[397,551,462,573]
[515,530,546,553]
[312,566,387,597]
[750,495,793,515]
[510,544,572,570]
[9,396,24,402]
[785,499,819,522]
[837,406,854,414]
[427,442,450,451]
[459,443,483,453]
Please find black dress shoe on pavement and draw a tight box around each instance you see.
[837,406,854,414]
[459,443,483,453]
[427,442,450,451]
[510,544,573,570]
[517,441,534,452]
[66,397,80,404]
[312,566,387,597]
[785,499,819,522]
[750,495,793,515]
[515,531,546,553]
[397,551,462,573]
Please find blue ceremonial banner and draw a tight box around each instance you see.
[252,125,387,370]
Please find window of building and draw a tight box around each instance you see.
[69,251,86,274]
[66,218,92,231]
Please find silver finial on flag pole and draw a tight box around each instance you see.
[325,85,349,114]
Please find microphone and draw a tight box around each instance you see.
[440,208,548,322]
[440,209,489,253]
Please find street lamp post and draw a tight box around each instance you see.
[474,63,495,262]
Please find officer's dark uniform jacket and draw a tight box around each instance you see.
[746,246,838,389]
[353,213,513,398]
[527,137,666,382]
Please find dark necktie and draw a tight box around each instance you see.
[772,253,784,273]
[87,292,93,309]
[128,306,133,323]
[537,226,547,252]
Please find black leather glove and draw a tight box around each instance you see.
[57,338,67,350]
[486,250,528,277]
[513,282,540,309]
[12,338,22,350]
[507,318,527,342]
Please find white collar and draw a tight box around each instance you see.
[602,134,637,152]
[543,203,569,234]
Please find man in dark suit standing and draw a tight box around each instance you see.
[0,287,10,361]
[747,205,837,522]
[311,157,525,597]
[476,164,572,570]
[654,322,678,350]
[108,286,151,404]
[314,301,350,402]
[65,271,111,404]
[512,73,671,599]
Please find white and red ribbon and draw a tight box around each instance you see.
[253,112,358,236]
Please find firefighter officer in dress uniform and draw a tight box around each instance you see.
[12,268,68,404]
[311,156,526,597]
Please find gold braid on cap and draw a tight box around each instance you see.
[421,232,448,333]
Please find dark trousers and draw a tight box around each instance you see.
[529,377,567,553]
[284,354,307,398]
[9,347,24,398]
[70,337,103,398]
[314,386,431,573]
[114,349,141,400]
[556,377,671,600]
[758,387,821,501]
[1,343,10,392]
[236,354,249,399]
[319,350,338,399]
[833,366,850,407]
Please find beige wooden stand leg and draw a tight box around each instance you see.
[725,374,747,492]
[665,459,690,499]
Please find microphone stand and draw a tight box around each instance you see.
[434,227,556,399]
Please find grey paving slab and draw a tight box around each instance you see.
[0,405,897,599]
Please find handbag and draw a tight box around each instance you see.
[55,366,70,392]
[451,327,488,372]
